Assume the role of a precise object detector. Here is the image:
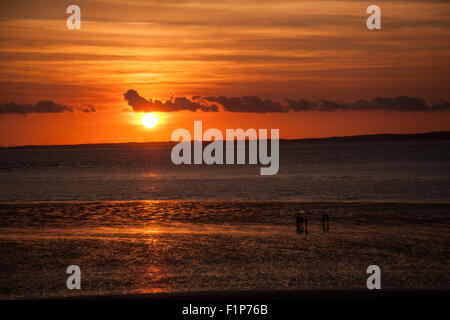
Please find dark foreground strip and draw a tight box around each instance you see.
[2,290,449,318]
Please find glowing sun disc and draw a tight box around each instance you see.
[141,113,158,128]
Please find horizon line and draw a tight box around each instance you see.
[1,130,449,149]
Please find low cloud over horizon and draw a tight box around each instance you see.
[124,89,450,114]
[0,101,96,115]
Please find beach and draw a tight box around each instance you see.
[0,200,448,299]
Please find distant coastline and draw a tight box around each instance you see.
[1,130,449,149]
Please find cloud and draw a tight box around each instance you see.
[204,96,285,113]
[334,97,449,112]
[124,90,450,114]
[123,89,218,112]
[78,104,96,113]
[286,97,450,112]
[0,100,96,114]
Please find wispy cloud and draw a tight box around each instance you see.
[1,0,449,104]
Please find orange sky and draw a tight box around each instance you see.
[0,0,449,146]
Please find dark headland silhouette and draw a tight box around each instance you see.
[1,130,449,149]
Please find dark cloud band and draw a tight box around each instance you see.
[124,89,450,113]
[124,89,218,113]
[0,101,96,114]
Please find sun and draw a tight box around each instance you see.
[141,113,159,128]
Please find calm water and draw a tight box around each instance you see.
[0,139,449,298]
[0,139,449,202]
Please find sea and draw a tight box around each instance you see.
[0,138,449,298]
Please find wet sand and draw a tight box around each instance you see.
[0,201,449,299]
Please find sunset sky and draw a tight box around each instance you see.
[0,0,449,146]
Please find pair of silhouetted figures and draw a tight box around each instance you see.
[295,213,330,234]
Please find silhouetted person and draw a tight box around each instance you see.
[326,213,330,231]
[321,213,326,231]
[296,214,301,228]
[296,214,304,234]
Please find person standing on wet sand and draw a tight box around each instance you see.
[296,213,308,234]
[321,213,330,232]
[296,214,303,233]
